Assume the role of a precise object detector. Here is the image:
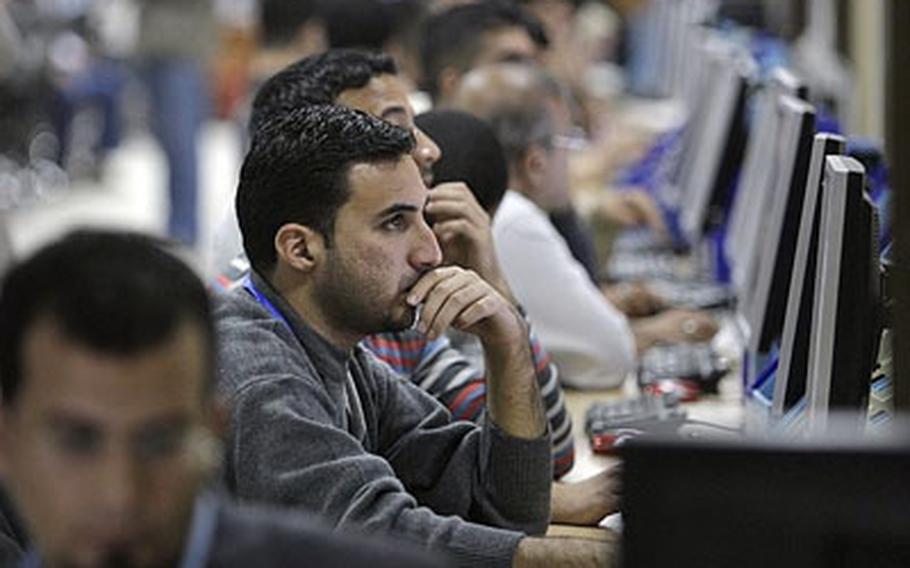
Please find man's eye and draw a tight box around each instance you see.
[382,114,411,130]
[133,426,187,460]
[54,426,100,456]
[382,215,408,231]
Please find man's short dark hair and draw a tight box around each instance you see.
[0,230,215,406]
[237,104,415,274]
[415,109,508,214]
[249,49,397,136]
[419,0,548,98]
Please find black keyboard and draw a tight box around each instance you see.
[648,280,737,310]
[638,343,729,393]
[586,393,687,434]
[610,229,676,254]
[605,251,686,281]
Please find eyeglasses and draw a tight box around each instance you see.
[550,127,589,151]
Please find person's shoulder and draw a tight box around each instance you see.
[493,191,556,238]
[496,190,537,218]
[210,500,446,568]
[212,288,272,331]
[214,290,316,396]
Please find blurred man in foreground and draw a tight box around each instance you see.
[0,230,438,568]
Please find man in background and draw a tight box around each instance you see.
[454,62,717,388]
[420,1,547,105]
[137,0,213,248]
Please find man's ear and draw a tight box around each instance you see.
[522,145,548,188]
[274,223,325,274]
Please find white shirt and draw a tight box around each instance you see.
[493,191,636,389]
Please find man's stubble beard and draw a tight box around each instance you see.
[315,250,416,338]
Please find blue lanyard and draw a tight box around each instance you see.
[242,274,293,332]
[178,494,219,568]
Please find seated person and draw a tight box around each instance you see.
[253,0,326,79]
[216,104,608,567]
[0,229,438,568]
[453,62,717,389]
[420,0,547,106]
[212,49,577,480]
[422,1,665,249]
[392,107,620,525]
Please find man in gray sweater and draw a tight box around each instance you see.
[215,104,610,566]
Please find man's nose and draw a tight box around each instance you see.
[413,127,441,171]
[410,215,443,270]
[97,450,140,519]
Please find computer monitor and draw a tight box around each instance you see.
[678,47,752,244]
[626,0,671,97]
[681,25,711,111]
[669,2,718,99]
[727,69,808,305]
[807,156,882,432]
[664,38,727,209]
[627,0,719,98]
[746,95,816,354]
[770,66,809,100]
[621,436,910,568]
[772,134,846,420]
[657,36,735,213]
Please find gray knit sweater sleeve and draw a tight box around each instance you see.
[215,292,552,568]
[355,349,552,534]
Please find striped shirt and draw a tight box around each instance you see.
[363,328,575,479]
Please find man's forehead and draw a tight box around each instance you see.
[345,158,427,210]
[478,26,539,64]
[336,74,413,119]
[17,318,208,417]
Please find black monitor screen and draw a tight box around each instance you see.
[621,438,910,568]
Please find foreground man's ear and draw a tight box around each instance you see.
[275,223,325,273]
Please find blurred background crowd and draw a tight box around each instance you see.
[0,0,894,275]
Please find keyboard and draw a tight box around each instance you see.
[648,280,737,310]
[610,229,677,254]
[605,251,686,281]
[586,393,687,435]
[638,343,730,393]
